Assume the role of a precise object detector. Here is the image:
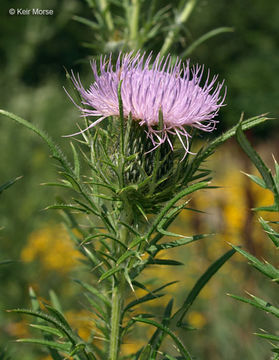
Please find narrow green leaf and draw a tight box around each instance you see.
[253,204,279,212]
[242,172,267,189]
[148,259,183,266]
[82,246,106,271]
[149,299,174,352]
[185,114,269,184]
[41,181,73,189]
[28,289,64,360]
[16,338,72,352]
[254,333,279,342]
[9,309,76,344]
[44,305,72,331]
[45,203,89,213]
[60,172,82,192]
[125,282,177,313]
[228,293,279,319]
[133,317,192,360]
[231,244,279,282]
[49,290,63,314]
[29,287,41,312]
[125,293,164,313]
[0,260,14,266]
[98,266,122,282]
[273,156,279,188]
[117,250,136,266]
[70,142,80,180]
[84,294,107,321]
[74,279,111,307]
[236,122,275,191]
[0,176,22,194]
[29,324,64,338]
[259,217,279,247]
[181,27,234,58]
[69,343,86,356]
[73,15,100,30]
[174,249,235,325]
[146,182,209,241]
[149,234,210,252]
[119,221,141,236]
[209,114,269,153]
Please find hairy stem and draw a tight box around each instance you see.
[109,279,124,360]
[109,199,132,359]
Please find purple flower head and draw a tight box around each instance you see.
[68,51,226,157]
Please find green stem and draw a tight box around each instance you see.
[109,199,132,360]
[160,0,198,56]
[129,0,140,49]
[98,0,114,33]
[109,279,124,360]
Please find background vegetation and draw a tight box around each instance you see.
[0,0,279,359]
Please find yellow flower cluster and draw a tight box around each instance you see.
[21,225,83,274]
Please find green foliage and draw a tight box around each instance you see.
[0,177,22,196]
[1,100,266,359]
[71,0,233,57]
[230,122,279,355]
[10,288,97,360]
[1,1,277,358]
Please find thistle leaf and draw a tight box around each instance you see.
[133,317,192,360]
[181,27,234,58]
[228,293,279,319]
[70,142,80,180]
[29,287,41,312]
[0,176,22,195]
[241,172,267,189]
[29,324,64,338]
[16,338,72,352]
[45,203,90,213]
[84,294,108,321]
[174,249,235,325]
[148,259,183,266]
[254,333,279,342]
[98,266,122,282]
[230,244,279,282]
[149,234,210,252]
[116,250,137,265]
[125,282,176,313]
[74,279,111,307]
[9,309,76,344]
[149,299,174,353]
[259,217,279,247]
[236,121,276,192]
[146,181,209,241]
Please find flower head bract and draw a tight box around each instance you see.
[68,52,226,156]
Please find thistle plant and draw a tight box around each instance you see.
[228,122,279,358]
[0,52,268,360]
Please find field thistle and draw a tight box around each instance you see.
[68,51,226,212]
[69,51,225,153]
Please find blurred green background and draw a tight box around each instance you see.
[0,0,279,359]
